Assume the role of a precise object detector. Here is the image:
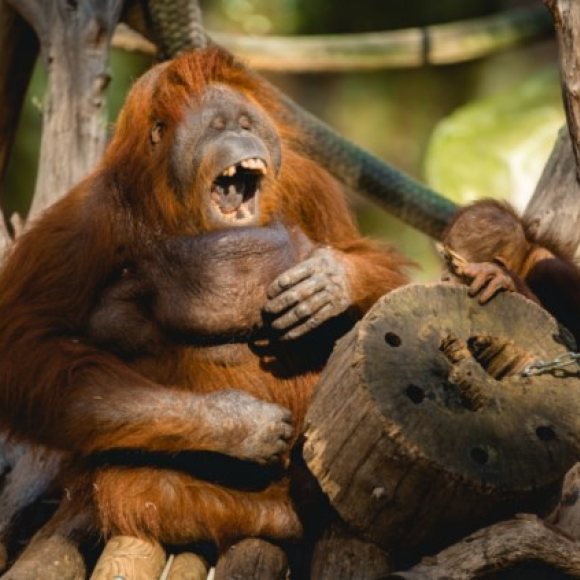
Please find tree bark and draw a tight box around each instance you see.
[547,462,580,539]
[523,1,580,259]
[304,284,580,551]
[524,128,580,261]
[6,0,122,220]
[386,514,580,579]
[0,534,85,580]
[214,539,289,580]
[545,0,580,180]
[310,520,392,580]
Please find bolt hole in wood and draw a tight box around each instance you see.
[536,426,557,442]
[470,447,489,466]
[384,332,401,347]
[405,384,425,404]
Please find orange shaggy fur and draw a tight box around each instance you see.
[0,48,410,547]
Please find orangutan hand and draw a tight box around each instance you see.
[456,260,516,304]
[264,247,351,340]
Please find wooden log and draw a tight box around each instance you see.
[310,520,391,580]
[0,435,63,572]
[1,501,91,580]
[214,538,288,580]
[524,128,580,261]
[547,462,580,539]
[304,283,580,550]
[386,514,580,579]
[90,536,166,580]
[0,446,63,539]
[524,0,580,259]
[545,0,580,181]
[6,0,123,219]
[164,552,208,580]
[0,533,85,580]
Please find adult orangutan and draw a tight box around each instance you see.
[0,47,409,548]
[442,199,580,345]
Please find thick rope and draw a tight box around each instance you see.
[147,0,207,57]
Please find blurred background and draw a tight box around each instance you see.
[2,0,563,279]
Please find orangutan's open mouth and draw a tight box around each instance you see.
[210,157,267,225]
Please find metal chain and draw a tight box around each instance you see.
[522,352,580,377]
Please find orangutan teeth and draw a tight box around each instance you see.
[240,158,267,174]
[221,158,267,178]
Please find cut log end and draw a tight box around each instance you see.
[90,535,166,580]
[310,521,392,579]
[0,534,85,580]
[305,284,580,549]
[214,538,288,580]
[165,552,208,580]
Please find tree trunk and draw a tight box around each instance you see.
[524,1,580,259]
[5,0,122,220]
[304,284,579,551]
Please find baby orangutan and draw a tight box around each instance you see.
[443,199,580,344]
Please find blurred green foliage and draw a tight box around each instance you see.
[2,0,561,281]
[425,69,563,212]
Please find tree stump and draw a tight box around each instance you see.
[304,283,580,550]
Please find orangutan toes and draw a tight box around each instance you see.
[209,390,294,464]
[235,399,294,465]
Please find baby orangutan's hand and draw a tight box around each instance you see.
[456,260,516,304]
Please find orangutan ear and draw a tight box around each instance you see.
[150,121,165,146]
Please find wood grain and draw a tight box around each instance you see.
[304,283,580,550]
[90,535,166,580]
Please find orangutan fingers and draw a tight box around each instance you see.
[468,269,494,297]
[281,304,336,340]
[478,273,515,304]
[267,260,316,299]
[264,276,326,314]
[271,290,331,331]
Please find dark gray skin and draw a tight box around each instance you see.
[89,222,317,355]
